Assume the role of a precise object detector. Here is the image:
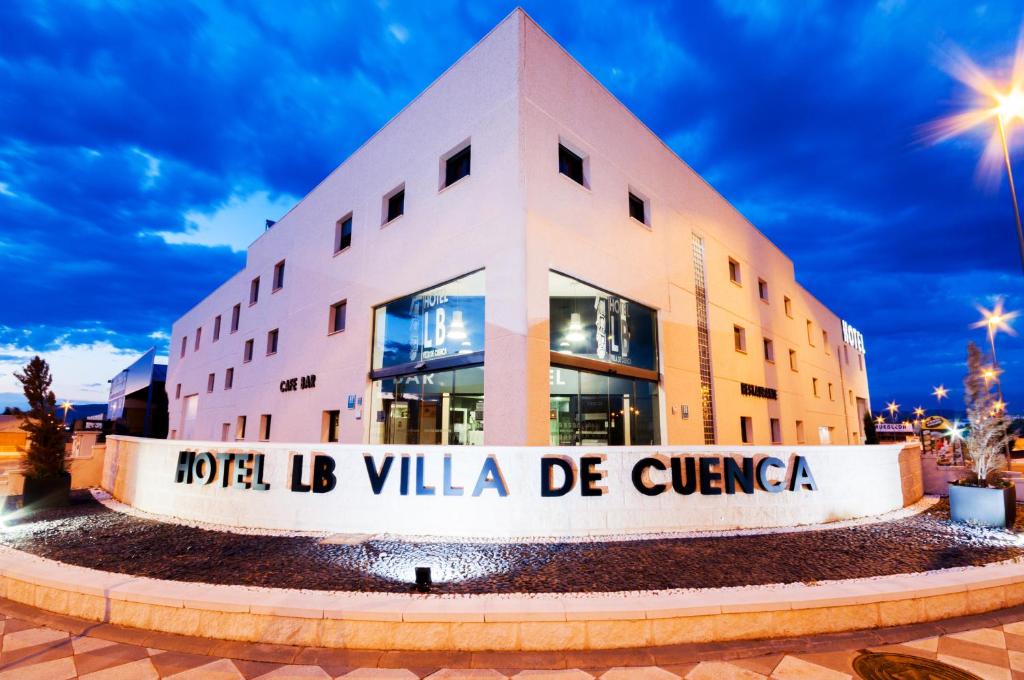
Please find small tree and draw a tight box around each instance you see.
[14,357,68,479]
[962,342,1011,485]
[863,412,879,445]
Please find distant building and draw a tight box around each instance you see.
[108,349,168,438]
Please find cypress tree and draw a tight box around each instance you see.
[863,412,879,445]
[14,356,68,479]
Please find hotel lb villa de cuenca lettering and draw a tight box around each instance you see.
[174,451,817,498]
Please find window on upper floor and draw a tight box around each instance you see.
[733,325,747,353]
[443,144,471,188]
[823,330,830,354]
[175,383,181,399]
[213,315,221,342]
[728,258,741,284]
[763,338,775,362]
[558,143,586,186]
[740,416,753,444]
[225,367,234,390]
[329,300,347,335]
[236,415,246,440]
[784,296,793,318]
[194,327,201,351]
[858,353,864,371]
[266,329,279,355]
[383,185,405,224]
[273,260,285,291]
[828,382,835,400]
[231,304,241,333]
[806,319,815,346]
[758,278,769,301]
[243,339,254,363]
[180,335,187,358]
[789,349,798,371]
[335,214,352,253]
[628,191,648,225]
[249,277,260,305]
[812,377,820,397]
[207,373,215,393]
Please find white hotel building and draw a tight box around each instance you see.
[167,9,871,448]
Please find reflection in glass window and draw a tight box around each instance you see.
[369,366,484,445]
[372,270,485,371]
[549,271,658,371]
[548,366,660,446]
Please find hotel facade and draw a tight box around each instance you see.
[166,10,870,449]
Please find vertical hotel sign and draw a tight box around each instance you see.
[841,320,865,354]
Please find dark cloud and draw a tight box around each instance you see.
[0,0,1022,412]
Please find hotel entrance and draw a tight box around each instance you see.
[549,366,659,445]
[371,366,484,445]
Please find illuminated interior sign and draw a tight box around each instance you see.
[841,320,866,354]
[549,271,657,371]
[372,270,485,370]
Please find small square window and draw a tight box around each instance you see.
[207,373,215,393]
[763,338,774,362]
[249,277,260,305]
[266,328,279,355]
[259,414,272,441]
[758,278,769,301]
[770,418,782,444]
[243,339,254,363]
[329,300,347,334]
[789,349,798,371]
[231,304,241,332]
[728,258,741,284]
[740,416,753,444]
[335,214,352,252]
[383,185,405,224]
[628,191,647,224]
[444,145,471,188]
[180,335,187,358]
[323,410,340,443]
[236,415,247,440]
[225,367,234,390]
[194,327,202,351]
[175,383,181,399]
[558,143,585,185]
[784,296,793,317]
[273,260,285,291]
[213,315,222,342]
[733,325,746,353]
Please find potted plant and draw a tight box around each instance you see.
[14,356,71,509]
[948,342,1015,528]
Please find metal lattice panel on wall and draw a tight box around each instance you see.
[691,234,716,445]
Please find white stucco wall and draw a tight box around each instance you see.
[103,437,921,538]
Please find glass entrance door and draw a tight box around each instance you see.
[548,366,660,445]
[371,366,484,445]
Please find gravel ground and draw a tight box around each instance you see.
[1,492,1021,594]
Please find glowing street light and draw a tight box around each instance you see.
[59,400,73,426]
[932,385,949,402]
[931,38,1024,273]
[886,400,900,421]
[875,415,886,426]
[946,419,966,441]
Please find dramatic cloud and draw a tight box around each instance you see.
[0,0,1022,413]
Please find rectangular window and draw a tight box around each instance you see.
[858,354,864,371]
[273,260,285,291]
[822,330,830,353]
[558,143,585,185]
[206,373,215,393]
[180,335,187,358]
[329,300,347,334]
[763,338,774,362]
[231,304,240,333]
[335,214,352,252]
[796,420,805,444]
[819,425,833,445]
[770,418,782,444]
[194,327,202,351]
[213,315,221,341]
[789,349,798,371]
[225,367,234,390]
[733,325,746,353]
[628,191,647,225]
[828,382,834,400]
[175,383,181,399]
[266,329,279,355]
[259,414,271,441]
[812,377,819,397]
[236,415,246,440]
[728,258,741,284]
[384,185,405,224]
[249,277,260,305]
[740,416,753,444]
[243,339,254,363]
[784,296,793,318]
[758,278,769,301]
[444,145,471,188]
[323,410,340,443]
[221,423,230,442]
[844,344,850,365]
[849,389,854,405]
[806,320,815,345]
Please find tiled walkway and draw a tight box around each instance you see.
[3,597,1024,678]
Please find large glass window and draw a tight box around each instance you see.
[549,271,657,371]
[370,366,484,445]
[549,366,660,446]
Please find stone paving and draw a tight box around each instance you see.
[5,597,1024,678]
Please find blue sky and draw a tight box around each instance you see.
[1,0,1023,417]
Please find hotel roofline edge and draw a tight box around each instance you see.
[166,9,870,448]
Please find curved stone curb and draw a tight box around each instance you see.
[2,545,1023,651]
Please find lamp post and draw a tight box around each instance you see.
[995,89,1024,274]
[59,401,73,427]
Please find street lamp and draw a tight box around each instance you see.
[59,400,73,427]
[933,385,949,402]
[886,400,900,422]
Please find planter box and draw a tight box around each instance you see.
[949,483,1016,528]
[22,471,71,510]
